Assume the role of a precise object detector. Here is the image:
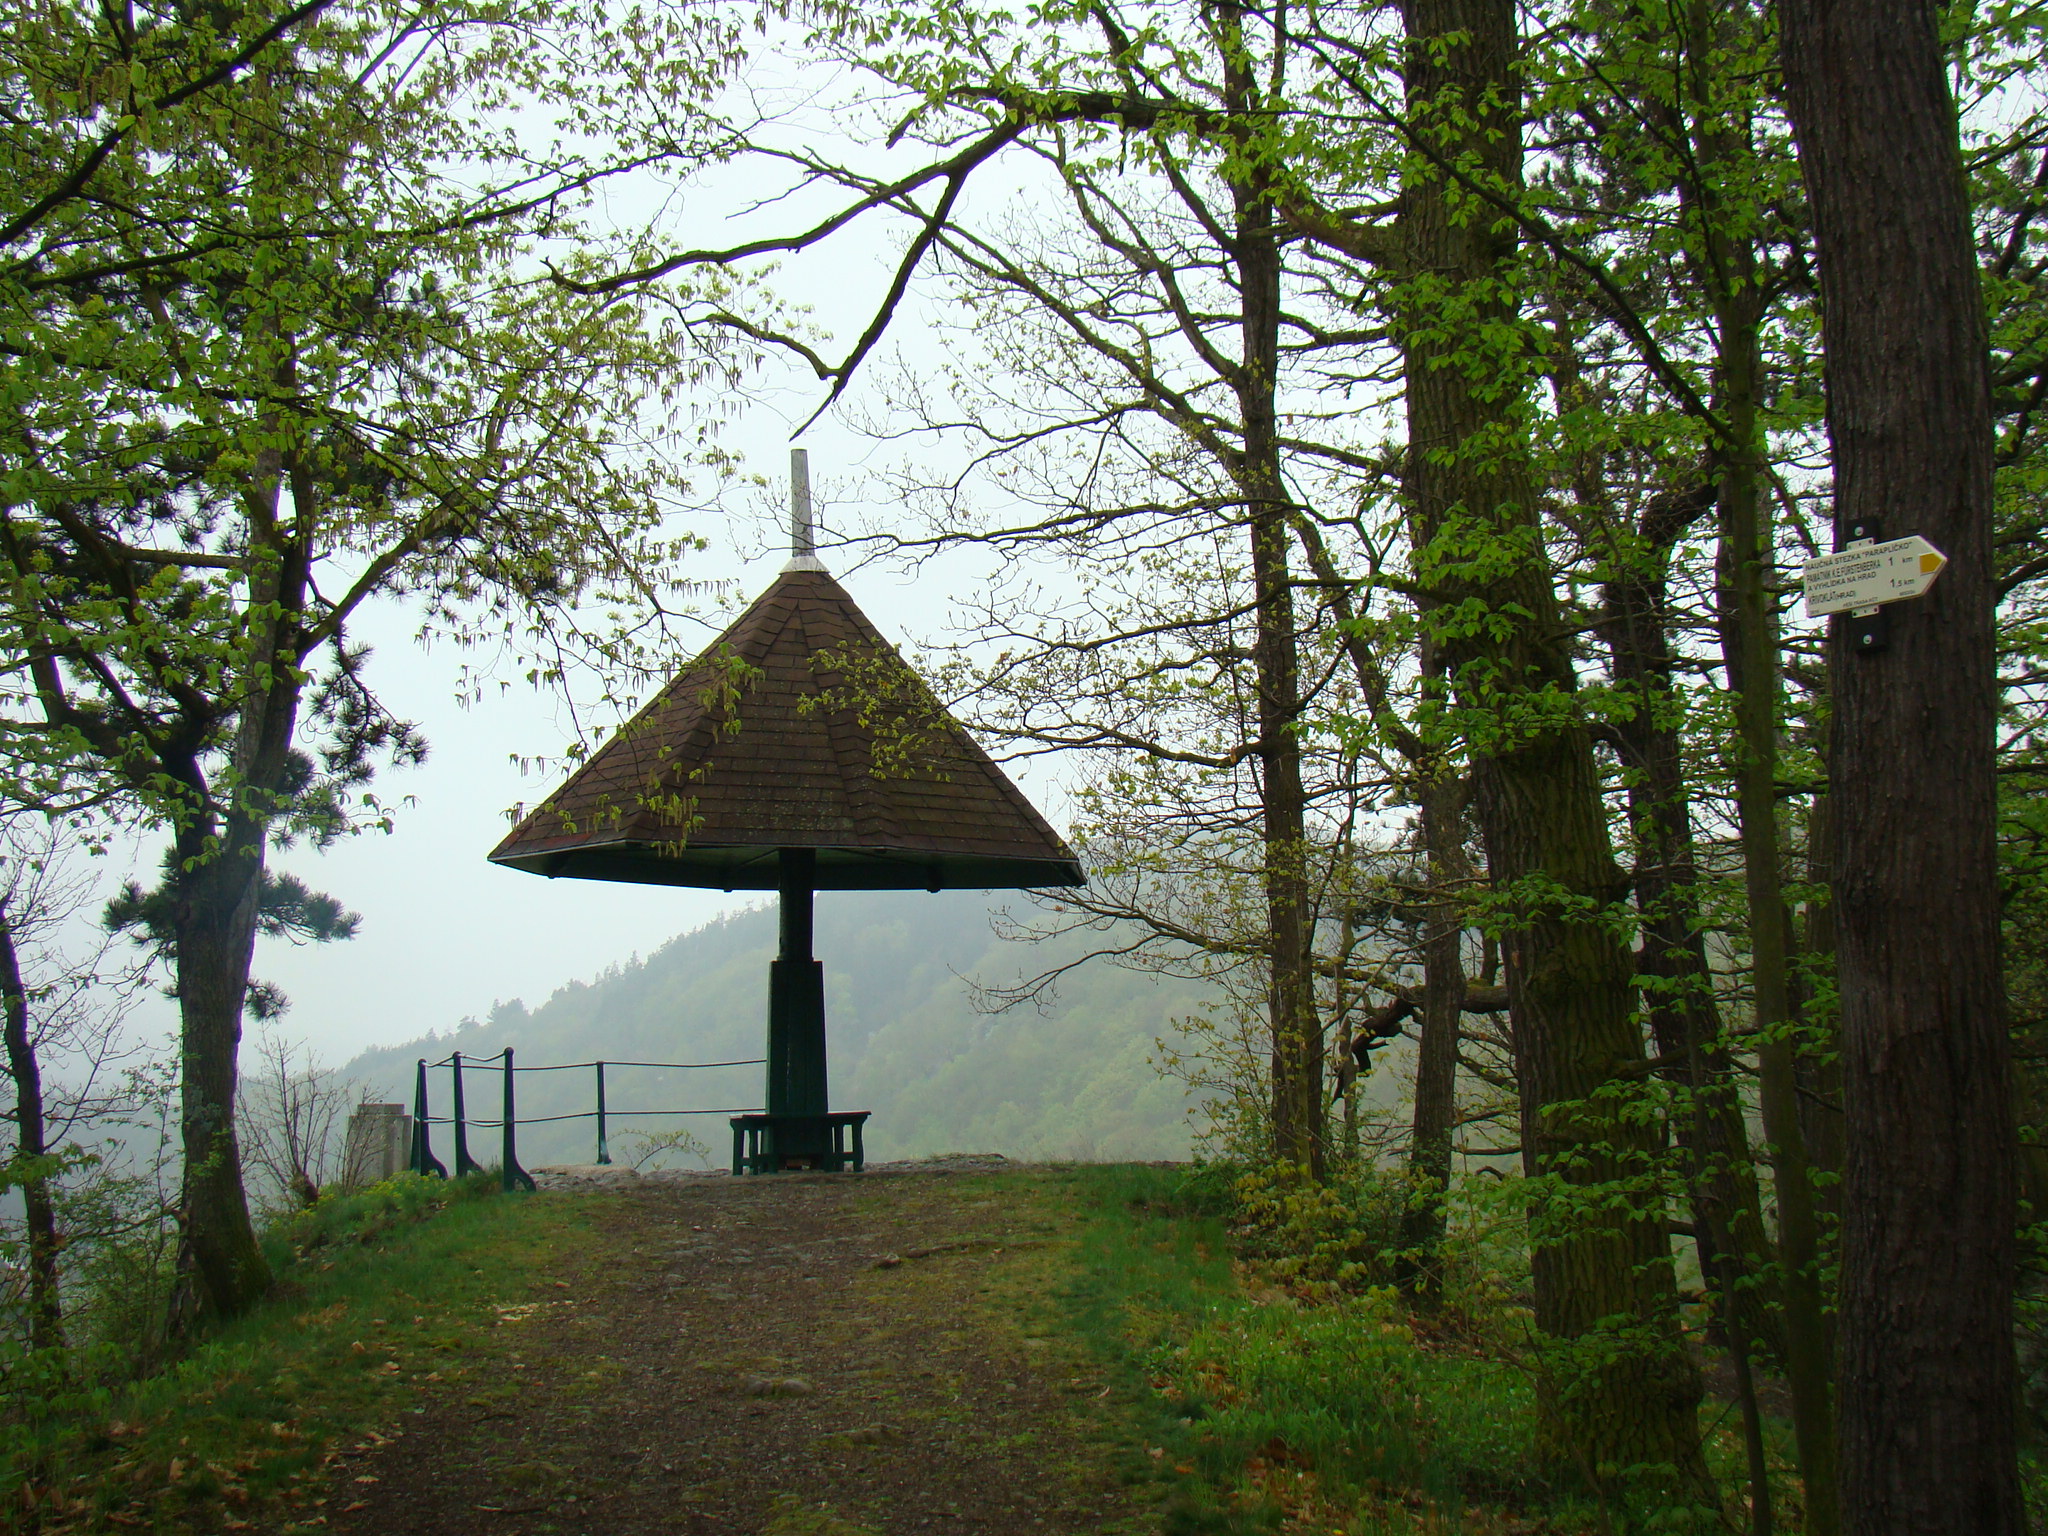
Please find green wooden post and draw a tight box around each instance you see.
[595,1061,611,1165]
[450,1052,483,1177]
[765,848,829,1169]
[411,1059,446,1178]
[501,1049,535,1192]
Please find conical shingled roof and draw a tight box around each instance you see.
[489,567,1086,892]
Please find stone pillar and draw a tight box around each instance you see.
[342,1103,413,1188]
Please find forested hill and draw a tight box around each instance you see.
[337,891,1212,1166]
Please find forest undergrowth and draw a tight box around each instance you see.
[1052,1163,1808,1536]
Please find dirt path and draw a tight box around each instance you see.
[283,1165,1149,1536]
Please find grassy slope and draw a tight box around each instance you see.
[4,1176,596,1534]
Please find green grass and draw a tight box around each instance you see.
[2,1173,600,1535]
[1044,1164,1556,1535]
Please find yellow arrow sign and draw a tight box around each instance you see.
[1802,536,1948,618]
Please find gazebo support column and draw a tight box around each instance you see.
[764,848,830,1168]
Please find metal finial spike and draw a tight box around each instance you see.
[791,449,812,555]
[784,449,825,572]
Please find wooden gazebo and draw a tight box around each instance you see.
[489,452,1084,1171]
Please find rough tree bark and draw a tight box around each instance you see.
[0,901,64,1351]
[1400,752,1468,1290]
[1395,0,1711,1493]
[1778,0,2021,1527]
[170,831,276,1324]
[1222,3,1322,1177]
[167,458,312,1324]
[1714,340,1839,1536]
[1597,484,1785,1370]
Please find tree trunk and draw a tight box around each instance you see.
[172,829,273,1322]
[1598,485,1785,1373]
[1398,739,1467,1301]
[0,900,64,1350]
[1331,900,1363,1165]
[1249,461,1318,1178]
[1715,345,1839,1536]
[168,440,311,1324]
[1778,1,2021,1528]
[1223,6,1321,1177]
[1798,789,1846,1227]
[1399,0,1710,1498]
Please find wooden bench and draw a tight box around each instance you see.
[729,1111,871,1174]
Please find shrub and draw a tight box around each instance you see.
[1226,1162,1409,1298]
[272,1170,498,1260]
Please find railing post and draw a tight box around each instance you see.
[411,1059,446,1178]
[594,1061,611,1165]
[450,1052,483,1177]
[502,1048,535,1192]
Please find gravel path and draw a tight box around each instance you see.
[286,1163,1149,1536]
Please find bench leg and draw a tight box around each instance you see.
[851,1120,864,1173]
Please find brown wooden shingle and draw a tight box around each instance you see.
[489,568,1084,891]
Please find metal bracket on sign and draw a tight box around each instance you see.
[1842,516,1888,655]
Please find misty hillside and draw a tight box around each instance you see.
[338,891,1219,1166]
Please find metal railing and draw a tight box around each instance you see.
[408,1048,765,1191]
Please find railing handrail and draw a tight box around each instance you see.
[423,1051,764,1072]
[415,1106,765,1127]
[411,1047,758,1182]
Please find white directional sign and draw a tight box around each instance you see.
[1802,536,1949,618]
